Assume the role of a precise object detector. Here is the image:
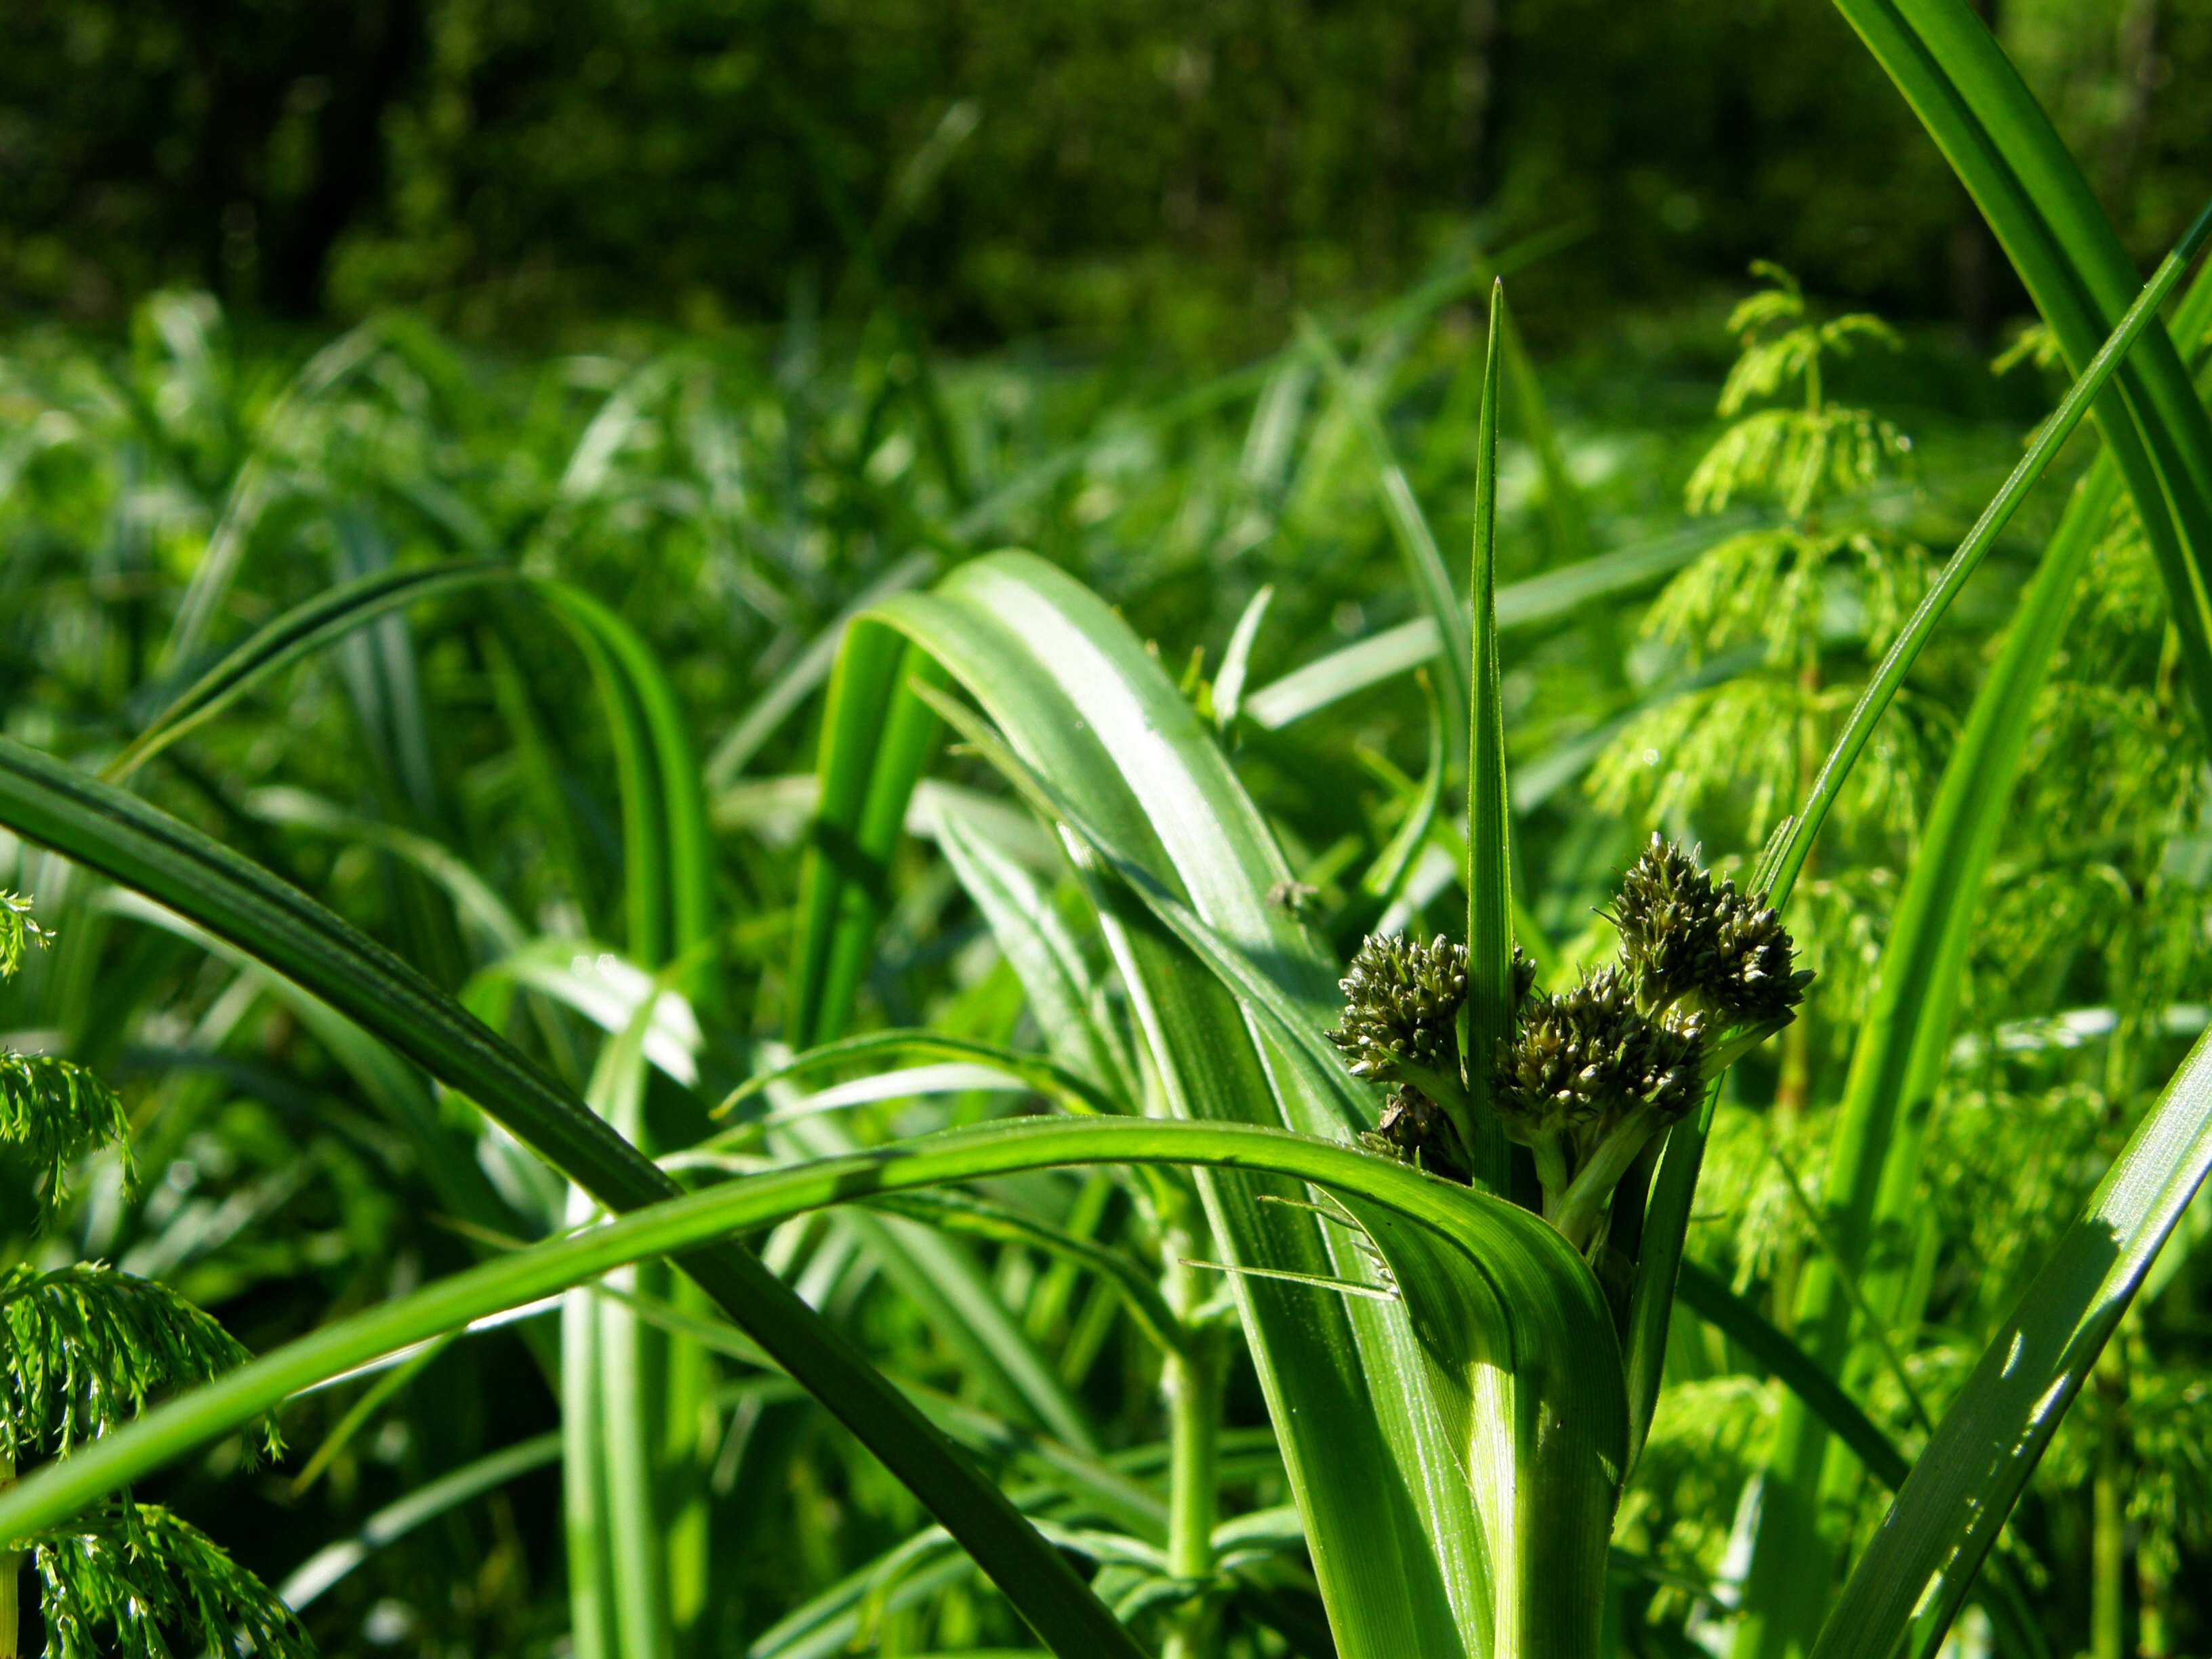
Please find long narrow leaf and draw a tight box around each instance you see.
[0,737,1145,1659]
[1839,0,2212,727]
[0,1114,1600,1544]
[1464,279,1515,1195]
[1755,198,2212,905]
[1811,1025,2212,1659]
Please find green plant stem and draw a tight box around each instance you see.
[1,1451,16,1659]
[1549,1110,1665,1252]
[2091,1347,2124,1659]
[1162,1243,1222,1659]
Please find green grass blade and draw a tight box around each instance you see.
[1241,523,1731,731]
[1734,453,2123,1653]
[108,562,510,781]
[279,1433,562,1611]
[1300,314,1471,742]
[1212,584,1275,732]
[537,582,717,973]
[789,626,947,1046]
[1755,199,2212,905]
[718,1031,1126,1121]
[1809,1025,2212,1659]
[0,1114,1596,1551]
[0,737,1145,1659]
[1464,279,1515,1196]
[1838,0,2212,728]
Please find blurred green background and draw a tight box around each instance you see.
[3,0,2207,345]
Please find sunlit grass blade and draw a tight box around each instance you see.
[1240,523,1731,731]
[718,1031,1126,1120]
[790,624,948,1046]
[1754,196,2212,905]
[0,1115,1596,1549]
[1212,583,1275,732]
[1463,278,1514,1195]
[109,561,509,781]
[0,737,1146,1659]
[1734,452,2123,1648]
[1300,313,1471,741]
[1839,0,2212,729]
[1810,1024,2212,1659]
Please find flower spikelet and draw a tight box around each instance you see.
[1706,884,1806,1023]
[1613,834,1721,1008]
[1326,933,1469,1082]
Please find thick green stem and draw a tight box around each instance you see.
[1161,1237,1221,1659]
[3,1452,21,1659]
[2091,1349,2125,1659]
[1549,1110,1666,1252]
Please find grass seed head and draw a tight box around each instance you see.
[1327,932,1469,1082]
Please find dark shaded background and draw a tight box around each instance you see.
[1,0,2207,343]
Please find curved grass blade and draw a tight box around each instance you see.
[1755,197,2212,905]
[110,562,510,781]
[1839,0,2212,727]
[1810,1025,2212,1659]
[279,1433,561,1611]
[1734,453,2123,1647]
[718,1032,1126,1121]
[0,1114,1599,1550]
[1212,585,1275,732]
[0,738,1145,1659]
[790,628,948,1047]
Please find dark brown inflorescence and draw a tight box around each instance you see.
[1612,832,1809,1023]
[1326,933,1469,1084]
[1327,837,1807,1250]
[1491,964,1706,1153]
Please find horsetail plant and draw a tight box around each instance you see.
[1,897,310,1659]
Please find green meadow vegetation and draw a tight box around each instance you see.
[3,4,2212,1659]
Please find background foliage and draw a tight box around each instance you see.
[2,3,2212,1658]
